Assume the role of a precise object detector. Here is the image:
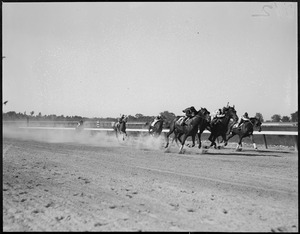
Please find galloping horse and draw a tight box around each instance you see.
[149,118,164,137]
[226,117,262,151]
[208,105,238,149]
[165,107,210,154]
[112,116,128,141]
[197,111,211,149]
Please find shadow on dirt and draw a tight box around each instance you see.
[200,152,283,157]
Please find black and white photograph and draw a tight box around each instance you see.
[3,2,298,232]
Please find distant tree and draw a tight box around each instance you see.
[271,114,281,122]
[6,111,17,120]
[255,112,264,122]
[160,110,176,121]
[160,111,176,128]
[290,111,298,122]
[30,111,34,116]
[281,116,290,122]
[135,113,144,119]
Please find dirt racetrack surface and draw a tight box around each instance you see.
[3,128,298,232]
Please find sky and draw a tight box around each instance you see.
[2,2,298,120]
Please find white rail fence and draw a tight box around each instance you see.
[18,126,298,151]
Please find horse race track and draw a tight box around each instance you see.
[3,128,298,232]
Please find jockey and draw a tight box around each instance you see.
[151,115,162,126]
[211,109,225,125]
[181,106,197,126]
[119,114,126,123]
[236,112,250,128]
[76,120,84,129]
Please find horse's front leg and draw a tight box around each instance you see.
[190,135,196,147]
[209,136,217,149]
[186,135,195,148]
[236,137,243,151]
[249,134,257,150]
[165,129,174,148]
[179,134,188,154]
[176,133,183,147]
[197,132,202,149]
[165,132,170,148]
[221,133,228,147]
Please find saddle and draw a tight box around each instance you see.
[233,122,246,130]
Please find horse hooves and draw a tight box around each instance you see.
[217,146,221,149]
[236,148,242,152]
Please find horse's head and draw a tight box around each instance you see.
[252,117,262,132]
[223,105,238,122]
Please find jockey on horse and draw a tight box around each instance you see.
[181,106,197,126]
[151,115,162,127]
[235,112,251,129]
[211,108,225,126]
[114,114,128,140]
[118,114,126,124]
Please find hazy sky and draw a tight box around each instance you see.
[2,2,298,120]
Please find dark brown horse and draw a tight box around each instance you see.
[112,116,128,141]
[196,112,211,149]
[148,118,164,137]
[207,105,238,149]
[226,117,262,151]
[165,107,210,154]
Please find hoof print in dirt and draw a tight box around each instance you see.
[45,202,54,208]
[222,209,228,214]
[55,216,64,221]
[271,226,289,232]
[187,208,195,212]
[94,222,107,227]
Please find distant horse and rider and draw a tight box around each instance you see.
[165,106,210,154]
[75,120,84,133]
[148,115,164,137]
[112,114,128,141]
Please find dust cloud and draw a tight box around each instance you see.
[3,125,167,150]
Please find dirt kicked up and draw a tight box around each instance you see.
[3,127,298,232]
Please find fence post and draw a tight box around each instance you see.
[263,134,268,149]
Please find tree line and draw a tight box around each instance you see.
[2,110,298,123]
